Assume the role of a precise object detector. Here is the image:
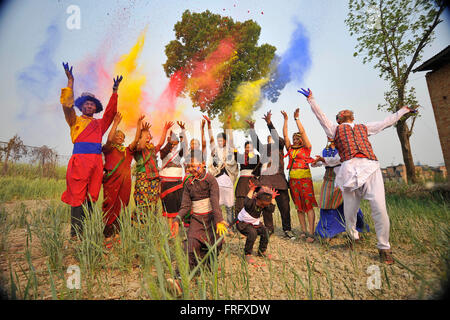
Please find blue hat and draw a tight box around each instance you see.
[74,92,103,113]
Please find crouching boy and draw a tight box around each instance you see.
[236,181,277,264]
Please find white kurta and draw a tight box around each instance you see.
[208,128,238,208]
[307,97,410,249]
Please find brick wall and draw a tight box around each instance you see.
[425,62,450,182]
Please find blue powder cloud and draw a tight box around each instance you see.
[263,20,312,103]
[16,23,61,119]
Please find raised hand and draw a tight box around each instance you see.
[201,119,206,130]
[262,111,272,124]
[113,75,123,91]
[177,121,185,129]
[403,105,419,114]
[281,110,288,120]
[203,115,211,124]
[62,62,73,80]
[137,114,145,124]
[294,108,300,119]
[142,122,151,132]
[113,112,122,125]
[297,88,311,98]
[248,180,257,191]
[245,119,255,129]
[164,121,174,131]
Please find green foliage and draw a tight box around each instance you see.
[0,176,66,202]
[345,0,445,112]
[163,10,276,122]
[345,0,443,115]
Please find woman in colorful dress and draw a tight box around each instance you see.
[311,138,369,240]
[281,108,318,243]
[133,120,174,222]
[102,113,144,248]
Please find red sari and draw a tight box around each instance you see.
[102,145,134,232]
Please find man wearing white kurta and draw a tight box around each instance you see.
[205,116,239,226]
[299,88,416,264]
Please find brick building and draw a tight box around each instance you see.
[413,46,450,183]
[382,163,447,183]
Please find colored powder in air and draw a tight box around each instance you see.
[113,29,149,131]
[185,38,237,111]
[231,77,269,127]
[16,23,61,118]
[263,20,311,102]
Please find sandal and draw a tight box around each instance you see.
[306,233,315,243]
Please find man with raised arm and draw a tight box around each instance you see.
[246,113,295,240]
[298,88,417,264]
[60,62,122,238]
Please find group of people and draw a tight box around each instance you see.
[60,62,418,276]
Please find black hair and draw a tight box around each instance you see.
[217,132,227,141]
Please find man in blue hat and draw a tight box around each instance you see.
[60,62,123,238]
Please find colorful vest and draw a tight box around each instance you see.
[286,147,313,170]
[334,124,378,162]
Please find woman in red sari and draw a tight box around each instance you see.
[281,108,318,243]
[102,113,144,248]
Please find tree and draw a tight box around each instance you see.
[163,10,276,126]
[345,0,446,183]
[31,145,58,177]
[0,135,28,174]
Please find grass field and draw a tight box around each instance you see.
[0,169,448,300]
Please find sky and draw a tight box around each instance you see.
[0,0,449,178]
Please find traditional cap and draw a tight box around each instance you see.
[74,92,103,113]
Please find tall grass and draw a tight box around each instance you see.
[1,177,449,300]
[0,176,66,202]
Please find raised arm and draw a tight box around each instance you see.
[100,75,123,135]
[246,119,264,153]
[294,108,312,149]
[177,121,187,157]
[155,121,174,153]
[225,114,234,149]
[103,112,122,153]
[61,62,76,127]
[365,106,415,135]
[263,110,284,150]
[299,88,336,138]
[136,122,151,152]
[129,114,145,152]
[204,115,216,157]
[280,110,291,149]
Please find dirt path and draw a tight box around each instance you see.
[0,200,445,300]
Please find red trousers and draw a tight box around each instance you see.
[62,154,103,207]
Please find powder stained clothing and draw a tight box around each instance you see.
[236,196,273,255]
[102,144,134,236]
[177,172,224,270]
[286,146,317,212]
[307,96,409,249]
[61,89,118,207]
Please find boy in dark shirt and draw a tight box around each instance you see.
[236,181,278,264]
